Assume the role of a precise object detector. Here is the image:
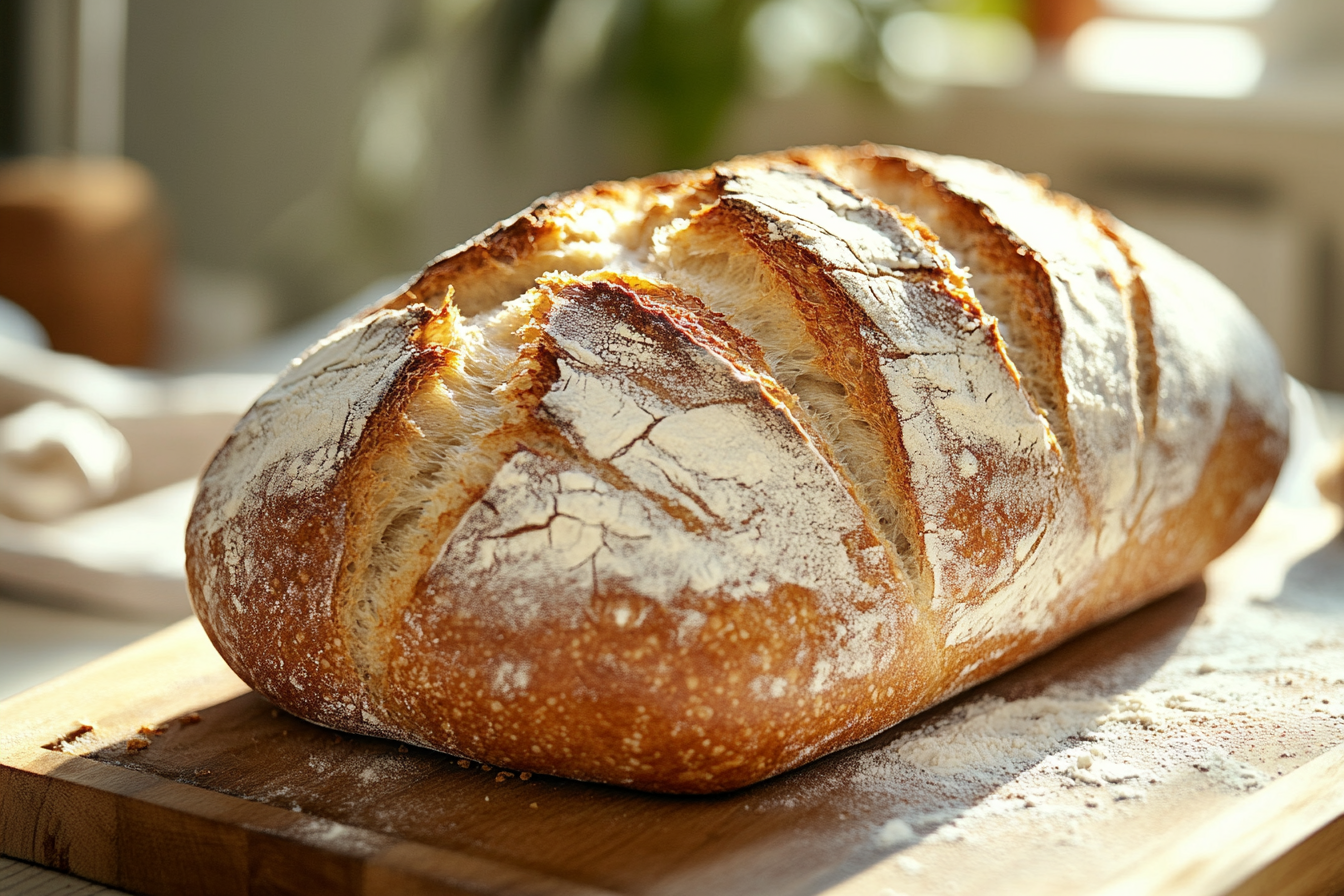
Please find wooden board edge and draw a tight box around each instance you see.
[1092,742,1344,896]
[0,750,618,896]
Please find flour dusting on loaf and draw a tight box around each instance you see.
[186,145,1288,793]
[715,165,1071,647]
[192,307,429,619]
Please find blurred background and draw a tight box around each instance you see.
[0,0,1343,646]
[2,0,1343,380]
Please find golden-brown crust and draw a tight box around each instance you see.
[696,174,1060,606]
[186,145,1289,793]
[186,305,448,739]
[795,146,1082,483]
[375,278,934,792]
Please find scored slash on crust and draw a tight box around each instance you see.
[186,146,1289,793]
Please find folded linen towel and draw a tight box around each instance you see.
[0,335,271,616]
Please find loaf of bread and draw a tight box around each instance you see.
[186,145,1288,793]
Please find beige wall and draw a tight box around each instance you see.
[122,0,391,271]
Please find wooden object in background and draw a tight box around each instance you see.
[1029,0,1099,43]
[0,156,165,366]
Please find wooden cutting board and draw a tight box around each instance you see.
[3,495,1344,896]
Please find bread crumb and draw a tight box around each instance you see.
[126,737,151,752]
[531,802,539,809]
[495,771,515,783]
[138,725,167,737]
[457,759,471,768]
[177,713,202,725]
[41,723,94,751]
[519,771,532,781]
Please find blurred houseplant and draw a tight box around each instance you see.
[261,0,1037,323]
[484,0,1032,168]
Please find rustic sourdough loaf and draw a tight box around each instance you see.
[186,145,1289,793]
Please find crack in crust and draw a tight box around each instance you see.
[795,147,1078,471]
[684,165,1062,614]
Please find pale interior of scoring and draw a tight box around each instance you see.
[342,182,951,680]
[345,299,534,680]
[826,160,1076,462]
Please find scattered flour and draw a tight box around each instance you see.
[894,855,923,875]
[891,692,1111,774]
[1194,748,1271,792]
[836,400,1344,861]
[874,818,918,847]
[843,530,1344,851]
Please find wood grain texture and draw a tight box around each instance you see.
[1093,744,1344,896]
[3,502,1344,896]
[0,856,128,895]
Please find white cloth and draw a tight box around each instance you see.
[0,277,406,618]
[0,337,273,617]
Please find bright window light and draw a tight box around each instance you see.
[881,12,1035,88]
[1065,18,1265,98]
[540,0,621,83]
[748,0,863,96]
[1102,0,1276,21]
